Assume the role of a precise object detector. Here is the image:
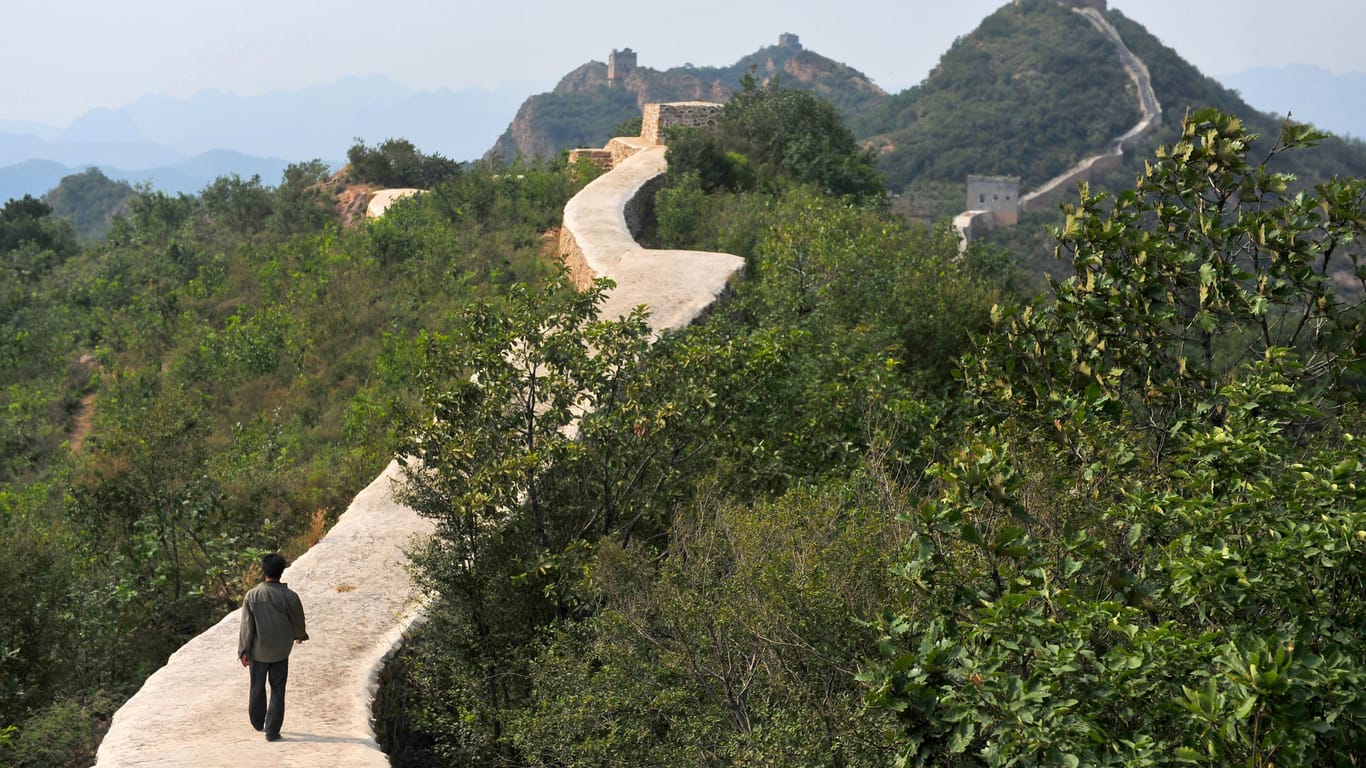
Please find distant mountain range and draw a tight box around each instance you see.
[0,75,532,202]
[0,153,293,205]
[1221,64,1366,140]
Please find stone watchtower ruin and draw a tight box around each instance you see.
[567,101,725,174]
[954,175,1021,246]
[966,175,1020,227]
[608,48,637,86]
[778,33,803,50]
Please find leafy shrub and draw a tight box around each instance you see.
[865,110,1366,767]
[346,138,461,188]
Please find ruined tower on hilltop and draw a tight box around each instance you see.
[608,48,637,86]
[778,33,802,50]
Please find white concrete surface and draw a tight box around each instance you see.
[93,461,434,767]
[562,145,744,333]
[94,136,743,766]
[365,189,423,218]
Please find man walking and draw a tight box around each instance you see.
[238,552,308,742]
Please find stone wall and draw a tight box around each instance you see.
[556,168,667,291]
[958,1,1157,245]
[558,222,596,291]
[365,188,423,219]
[607,136,652,166]
[608,48,637,85]
[557,143,744,334]
[641,102,724,145]
[567,102,724,177]
[1018,5,1161,215]
[567,149,614,173]
[1018,149,1124,214]
[953,210,996,250]
[623,173,667,240]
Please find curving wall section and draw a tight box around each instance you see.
[94,109,742,767]
[559,143,744,334]
[1017,5,1162,214]
[956,2,1163,246]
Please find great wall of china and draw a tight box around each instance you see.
[955,0,1162,246]
[92,103,740,768]
[93,3,1159,761]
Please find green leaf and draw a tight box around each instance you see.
[961,523,984,547]
[1174,747,1203,763]
[1126,523,1143,547]
[1332,457,1358,481]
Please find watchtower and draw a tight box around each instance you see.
[966,175,1021,227]
[608,48,637,85]
[778,33,802,50]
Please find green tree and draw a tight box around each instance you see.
[865,110,1366,767]
[199,174,274,233]
[977,110,1364,459]
[0,195,79,281]
[664,74,883,202]
[515,481,908,767]
[271,159,334,233]
[346,138,461,188]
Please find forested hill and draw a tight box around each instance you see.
[491,0,1366,199]
[835,0,1366,194]
[861,0,1141,190]
[489,38,886,160]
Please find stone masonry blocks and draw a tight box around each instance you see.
[641,102,725,145]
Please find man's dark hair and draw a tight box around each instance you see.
[261,553,287,580]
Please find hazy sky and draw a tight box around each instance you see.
[4,0,1363,125]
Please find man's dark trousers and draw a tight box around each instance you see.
[248,658,289,737]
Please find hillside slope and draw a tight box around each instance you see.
[864,0,1140,192]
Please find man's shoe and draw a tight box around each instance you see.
[265,732,281,742]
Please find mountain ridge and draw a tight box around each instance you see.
[490,37,886,160]
[0,150,292,203]
[490,0,1366,210]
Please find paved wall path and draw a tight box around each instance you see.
[94,144,742,766]
[93,461,433,767]
[561,144,744,333]
[957,3,1163,247]
[1018,6,1162,213]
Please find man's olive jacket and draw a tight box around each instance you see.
[237,581,308,663]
